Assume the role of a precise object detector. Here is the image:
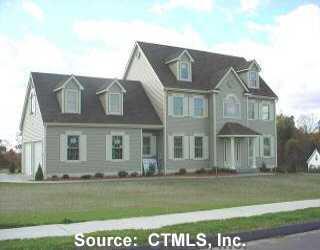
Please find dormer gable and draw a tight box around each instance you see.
[53,75,83,114]
[165,49,194,82]
[237,60,261,89]
[96,79,126,116]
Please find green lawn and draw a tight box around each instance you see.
[1,208,320,250]
[0,174,320,228]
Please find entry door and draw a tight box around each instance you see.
[24,143,32,176]
[235,139,241,168]
[34,142,43,173]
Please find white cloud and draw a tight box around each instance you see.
[212,4,320,119]
[150,0,213,15]
[21,0,44,21]
[240,0,261,13]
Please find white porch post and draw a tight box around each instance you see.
[230,137,235,169]
[252,137,257,168]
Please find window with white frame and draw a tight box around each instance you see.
[108,93,121,114]
[194,97,204,117]
[173,96,184,116]
[143,136,151,155]
[249,71,258,88]
[112,135,123,160]
[261,103,270,120]
[180,62,190,81]
[173,136,183,159]
[224,95,240,118]
[65,89,79,113]
[263,136,271,157]
[30,93,36,114]
[248,100,257,120]
[67,135,80,161]
[194,136,203,159]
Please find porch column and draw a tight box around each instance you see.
[252,137,257,168]
[230,137,235,169]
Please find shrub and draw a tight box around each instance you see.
[130,172,139,177]
[259,162,270,173]
[118,171,128,178]
[177,168,187,175]
[51,175,58,180]
[62,174,69,179]
[80,174,92,179]
[209,167,237,174]
[146,163,156,176]
[309,168,320,173]
[195,168,207,174]
[94,173,104,178]
[62,218,73,224]
[9,162,16,174]
[35,164,44,181]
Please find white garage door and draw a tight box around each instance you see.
[34,142,43,172]
[24,143,32,176]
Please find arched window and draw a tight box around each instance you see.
[224,95,240,118]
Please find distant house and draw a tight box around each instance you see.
[307,149,320,170]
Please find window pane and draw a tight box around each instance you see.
[174,136,183,159]
[263,137,271,157]
[67,135,79,160]
[248,102,255,119]
[180,62,189,80]
[109,94,121,113]
[143,137,151,155]
[112,135,123,160]
[249,71,257,87]
[66,91,78,113]
[194,98,204,117]
[194,136,203,159]
[224,96,240,118]
[173,96,183,116]
[262,104,270,120]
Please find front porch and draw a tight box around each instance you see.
[218,122,260,171]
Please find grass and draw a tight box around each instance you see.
[1,207,320,250]
[0,174,320,228]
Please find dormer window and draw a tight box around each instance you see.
[249,71,258,88]
[179,62,191,81]
[108,93,122,115]
[65,89,80,113]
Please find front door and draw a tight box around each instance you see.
[235,139,241,168]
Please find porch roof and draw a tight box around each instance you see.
[218,122,260,137]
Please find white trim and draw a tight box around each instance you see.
[244,93,277,100]
[165,49,195,64]
[142,133,155,157]
[53,75,84,92]
[46,122,163,129]
[223,94,241,119]
[218,134,259,138]
[247,99,258,120]
[177,60,192,82]
[171,133,185,160]
[248,70,259,89]
[140,129,143,175]
[192,95,207,118]
[95,79,126,95]
[64,89,81,114]
[170,94,185,118]
[213,93,217,166]
[215,67,250,92]
[64,131,83,163]
[107,92,123,115]
[236,60,261,73]
[165,88,217,94]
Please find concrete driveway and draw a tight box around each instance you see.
[0,173,32,182]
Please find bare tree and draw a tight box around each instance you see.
[297,114,319,133]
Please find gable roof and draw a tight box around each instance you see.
[136,41,277,98]
[165,49,194,64]
[53,75,84,92]
[96,79,126,94]
[30,72,162,126]
[307,148,320,163]
[218,122,260,136]
[214,67,249,92]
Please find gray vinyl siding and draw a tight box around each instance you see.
[125,46,165,121]
[166,92,210,173]
[45,126,142,176]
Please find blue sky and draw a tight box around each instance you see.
[0,0,319,144]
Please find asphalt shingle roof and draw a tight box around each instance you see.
[218,122,261,136]
[31,72,162,125]
[137,41,277,98]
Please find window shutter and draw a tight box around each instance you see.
[151,135,156,156]
[189,136,195,160]
[168,96,173,116]
[60,134,66,162]
[260,136,264,157]
[203,98,208,118]
[106,135,112,161]
[124,135,130,161]
[270,103,274,120]
[183,96,189,117]
[183,136,189,159]
[168,135,173,160]
[203,136,209,159]
[80,135,87,161]
[189,96,194,117]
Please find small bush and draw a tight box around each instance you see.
[62,218,73,224]
[259,162,270,173]
[130,172,139,177]
[51,175,58,180]
[146,163,156,176]
[309,168,320,173]
[80,174,92,179]
[35,164,44,181]
[118,171,128,178]
[62,174,69,179]
[195,168,207,174]
[9,162,16,174]
[177,168,187,175]
[94,173,104,178]
[209,167,237,174]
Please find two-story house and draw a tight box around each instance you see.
[20,41,277,178]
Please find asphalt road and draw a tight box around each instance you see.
[213,230,320,250]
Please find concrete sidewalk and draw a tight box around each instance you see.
[1,199,320,241]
